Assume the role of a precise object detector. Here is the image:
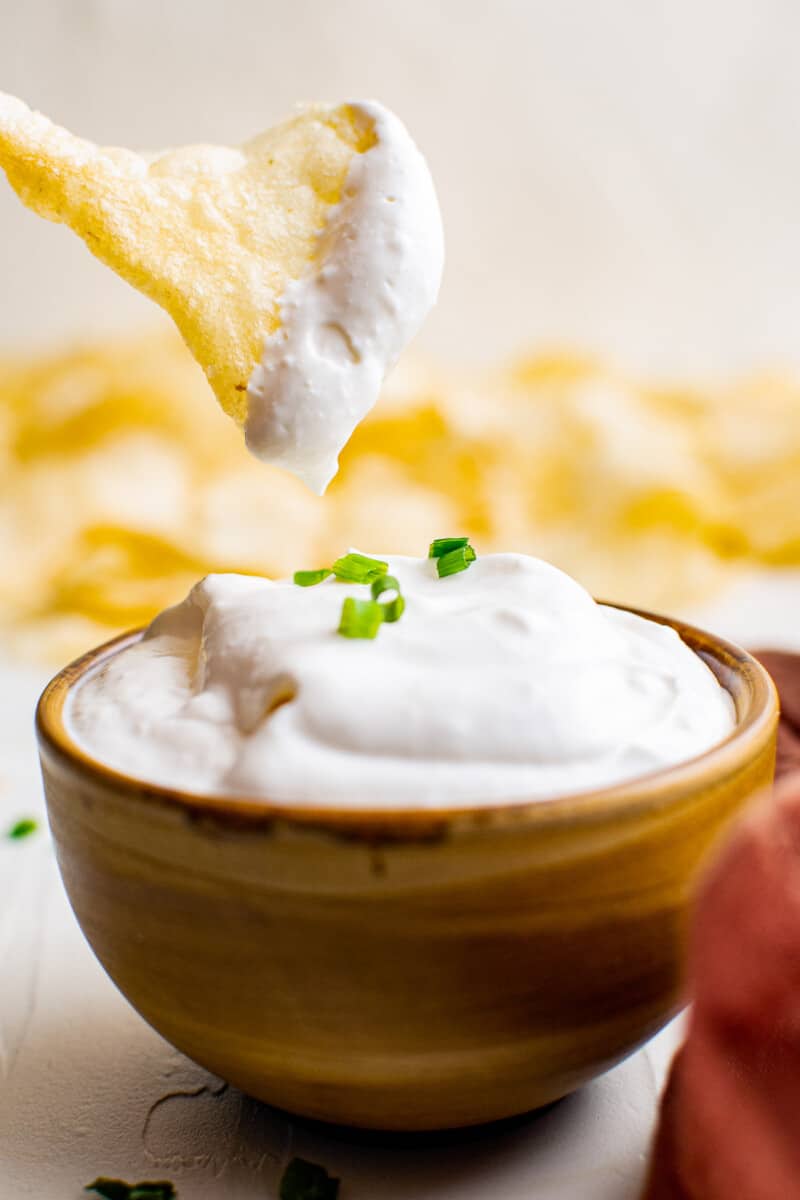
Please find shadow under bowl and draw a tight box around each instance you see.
[36,605,778,1130]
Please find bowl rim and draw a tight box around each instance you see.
[35,603,779,839]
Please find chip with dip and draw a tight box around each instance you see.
[0,92,443,491]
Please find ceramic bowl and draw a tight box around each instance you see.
[36,606,778,1130]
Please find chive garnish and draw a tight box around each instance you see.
[331,552,388,583]
[428,536,471,559]
[85,1180,176,1200]
[338,597,385,639]
[370,574,405,623]
[436,544,476,578]
[293,568,333,587]
[8,817,38,840]
[280,1158,340,1200]
[291,550,405,636]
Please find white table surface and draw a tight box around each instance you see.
[2,570,797,1200]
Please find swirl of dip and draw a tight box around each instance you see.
[67,553,735,807]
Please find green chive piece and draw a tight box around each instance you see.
[85,1180,176,1200]
[370,574,405,623]
[428,536,471,559]
[280,1157,340,1200]
[331,552,389,583]
[293,568,332,587]
[436,544,477,578]
[8,818,38,840]
[337,597,384,639]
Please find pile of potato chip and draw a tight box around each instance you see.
[2,330,799,662]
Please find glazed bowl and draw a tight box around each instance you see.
[36,606,778,1130]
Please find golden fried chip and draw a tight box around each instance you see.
[0,93,373,422]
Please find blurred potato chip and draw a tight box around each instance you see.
[0,330,798,661]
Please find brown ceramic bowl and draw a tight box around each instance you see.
[36,606,778,1131]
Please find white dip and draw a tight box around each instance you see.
[67,553,735,808]
[245,101,444,493]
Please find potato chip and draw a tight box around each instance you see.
[0,93,372,423]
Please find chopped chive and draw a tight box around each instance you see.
[280,1157,339,1200]
[85,1180,176,1200]
[428,536,471,559]
[8,818,38,840]
[370,574,405,623]
[331,552,389,584]
[337,597,384,639]
[293,568,333,587]
[436,544,476,578]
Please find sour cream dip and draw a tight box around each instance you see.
[66,553,735,807]
[245,101,444,493]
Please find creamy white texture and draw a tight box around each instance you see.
[245,102,445,494]
[67,554,735,808]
